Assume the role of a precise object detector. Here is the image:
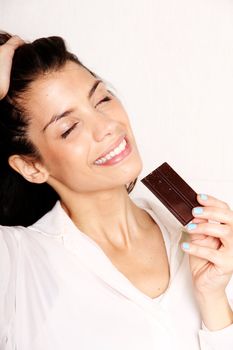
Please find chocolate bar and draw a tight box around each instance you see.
[141,162,199,225]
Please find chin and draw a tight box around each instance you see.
[122,156,143,185]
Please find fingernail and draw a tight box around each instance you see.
[200,194,208,200]
[187,223,197,230]
[182,242,190,250]
[193,207,203,215]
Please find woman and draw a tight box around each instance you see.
[0,32,232,350]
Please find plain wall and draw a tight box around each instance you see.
[1,0,233,207]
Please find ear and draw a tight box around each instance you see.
[8,155,49,184]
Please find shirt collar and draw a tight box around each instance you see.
[28,197,185,247]
[28,200,67,237]
[28,197,186,312]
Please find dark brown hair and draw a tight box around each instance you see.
[0,32,137,227]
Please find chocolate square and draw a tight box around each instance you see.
[141,162,199,225]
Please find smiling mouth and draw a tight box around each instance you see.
[94,137,131,166]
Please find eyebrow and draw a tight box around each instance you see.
[42,79,103,133]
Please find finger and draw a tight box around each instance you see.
[0,35,24,99]
[189,233,209,242]
[197,193,230,210]
[188,232,222,252]
[181,241,221,265]
[186,221,233,247]
[192,206,233,226]
[3,35,24,49]
[190,218,207,224]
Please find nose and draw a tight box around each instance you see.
[92,113,119,142]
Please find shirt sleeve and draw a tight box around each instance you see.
[198,323,233,350]
[0,227,19,349]
[198,275,233,350]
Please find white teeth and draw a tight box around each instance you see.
[94,138,127,165]
[114,146,121,155]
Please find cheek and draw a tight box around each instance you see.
[114,102,134,132]
[29,124,91,181]
[44,143,96,193]
[44,143,86,170]
[114,101,130,121]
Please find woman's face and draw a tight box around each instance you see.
[24,60,143,194]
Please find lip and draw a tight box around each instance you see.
[94,138,131,166]
[94,134,126,161]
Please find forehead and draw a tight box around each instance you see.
[29,61,95,99]
[24,61,96,120]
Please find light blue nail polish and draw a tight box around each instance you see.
[193,207,203,215]
[200,194,208,200]
[182,242,190,250]
[187,223,197,230]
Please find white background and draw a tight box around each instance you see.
[1,0,233,207]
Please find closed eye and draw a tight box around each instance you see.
[61,122,79,139]
[61,92,113,139]
[95,95,112,107]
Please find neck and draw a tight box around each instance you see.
[60,186,153,250]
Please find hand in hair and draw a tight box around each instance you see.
[0,35,24,99]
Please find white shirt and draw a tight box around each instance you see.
[0,197,232,350]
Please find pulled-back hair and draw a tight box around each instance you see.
[0,32,137,227]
